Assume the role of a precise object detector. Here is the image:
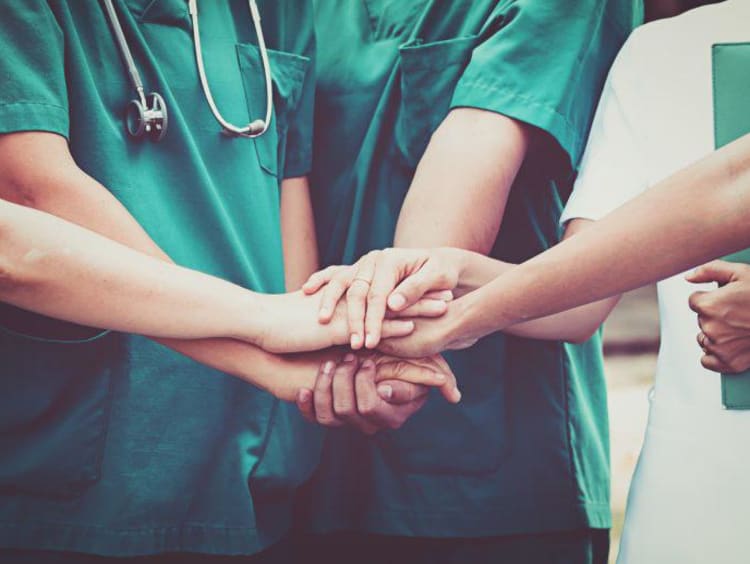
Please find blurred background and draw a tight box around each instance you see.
[605,4,722,562]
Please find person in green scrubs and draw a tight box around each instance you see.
[0,1,456,561]
[295,1,643,562]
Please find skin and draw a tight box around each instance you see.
[357,131,750,359]
[688,260,750,373]
[0,131,459,406]
[297,108,532,427]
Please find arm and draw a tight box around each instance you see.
[459,132,750,338]
[375,131,750,358]
[0,132,418,386]
[280,176,319,290]
[395,107,529,253]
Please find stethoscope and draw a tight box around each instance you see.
[102,0,273,142]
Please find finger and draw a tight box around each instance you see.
[388,265,451,312]
[686,260,737,286]
[688,291,710,315]
[346,255,377,349]
[430,354,462,404]
[701,353,729,373]
[354,361,424,430]
[331,354,360,421]
[392,298,448,319]
[313,360,344,427]
[318,276,352,323]
[296,388,316,423]
[376,360,447,388]
[353,359,381,420]
[364,257,400,349]
[333,355,379,434]
[380,319,415,339]
[302,265,339,295]
[376,379,430,405]
[423,289,454,302]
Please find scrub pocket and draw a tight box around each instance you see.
[236,44,311,178]
[0,328,118,498]
[395,34,479,169]
[375,335,510,475]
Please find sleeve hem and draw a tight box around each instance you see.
[450,79,583,169]
[0,102,69,139]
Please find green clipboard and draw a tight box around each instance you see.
[712,42,750,409]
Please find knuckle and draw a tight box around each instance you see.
[358,401,377,417]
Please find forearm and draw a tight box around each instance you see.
[456,132,750,340]
[394,108,529,253]
[160,337,332,402]
[0,199,264,341]
[280,176,319,291]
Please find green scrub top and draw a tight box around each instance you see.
[301,0,642,537]
[0,0,320,556]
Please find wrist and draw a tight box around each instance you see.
[231,290,271,346]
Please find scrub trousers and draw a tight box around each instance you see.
[0,539,293,564]
[292,529,610,564]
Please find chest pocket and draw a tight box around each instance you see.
[395,35,479,169]
[0,329,119,498]
[237,44,311,178]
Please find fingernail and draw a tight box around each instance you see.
[344,353,357,363]
[377,384,393,399]
[389,293,406,310]
[362,359,375,370]
[351,333,363,348]
[323,361,335,375]
[298,389,311,402]
[365,333,376,348]
[320,307,331,319]
[453,389,462,403]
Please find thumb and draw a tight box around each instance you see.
[388,265,451,312]
[686,260,738,286]
[376,380,430,405]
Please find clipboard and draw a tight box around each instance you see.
[712,42,750,409]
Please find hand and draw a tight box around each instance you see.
[256,291,415,354]
[687,260,750,373]
[295,352,461,434]
[377,298,480,358]
[302,248,465,350]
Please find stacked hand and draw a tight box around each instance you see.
[302,248,478,357]
[296,352,459,435]
[276,248,481,434]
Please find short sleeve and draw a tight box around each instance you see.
[561,37,649,224]
[450,0,641,171]
[281,1,315,179]
[0,1,69,138]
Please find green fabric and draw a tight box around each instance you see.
[292,530,610,564]
[304,0,642,537]
[712,42,750,409]
[0,0,320,556]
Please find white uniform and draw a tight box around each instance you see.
[562,2,750,562]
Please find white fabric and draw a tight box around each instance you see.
[562,2,750,563]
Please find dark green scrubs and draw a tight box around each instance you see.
[0,0,319,557]
[300,0,642,557]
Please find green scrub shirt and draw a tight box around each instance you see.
[0,0,319,556]
[302,0,642,537]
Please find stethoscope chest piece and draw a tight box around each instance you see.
[126,92,168,141]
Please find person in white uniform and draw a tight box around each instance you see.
[560,1,750,562]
